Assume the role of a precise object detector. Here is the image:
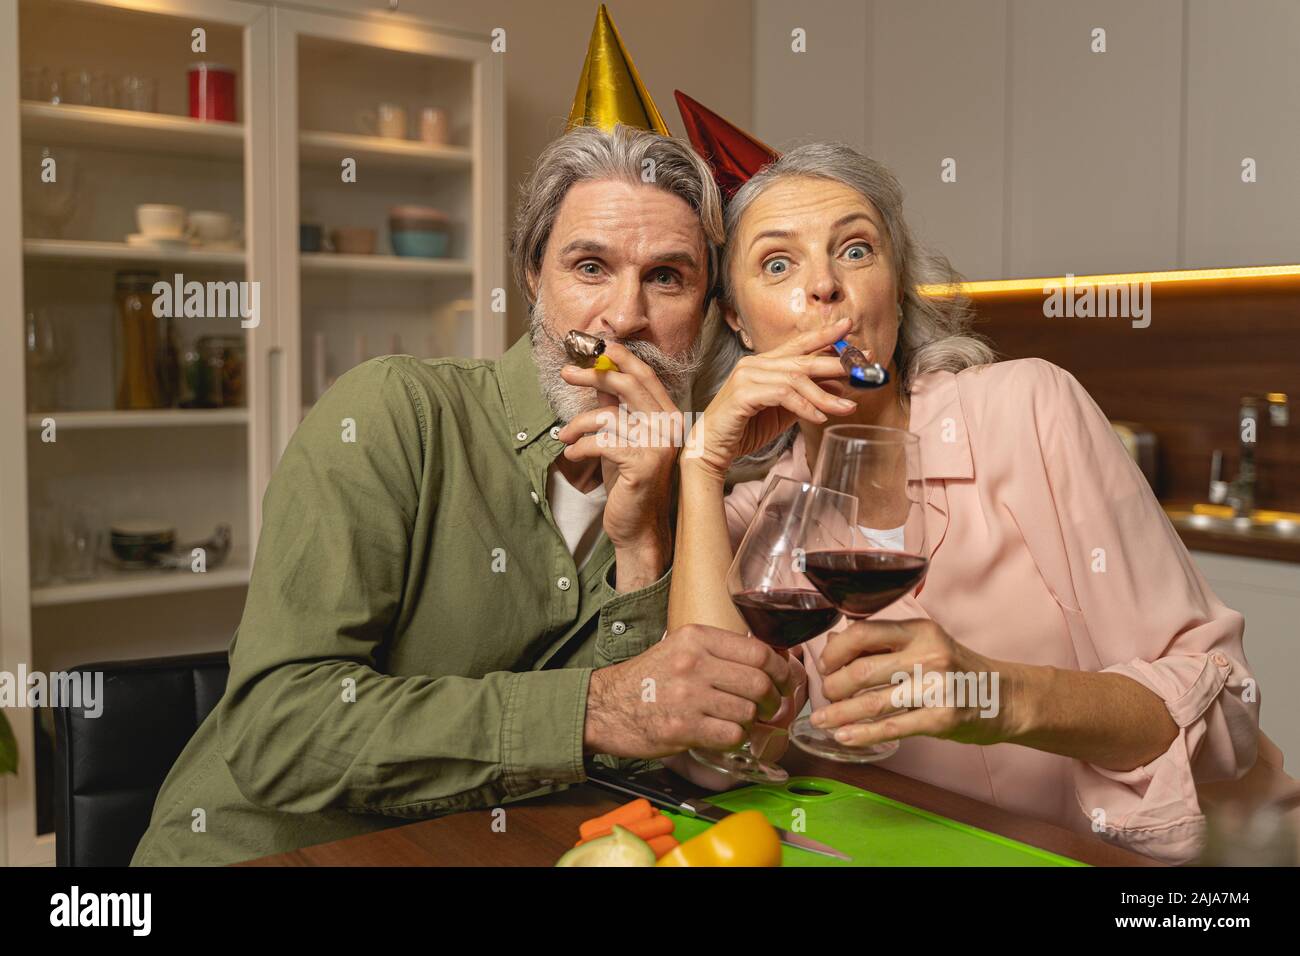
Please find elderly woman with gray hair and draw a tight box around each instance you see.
[668,143,1269,864]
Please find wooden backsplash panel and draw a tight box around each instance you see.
[967,278,1300,510]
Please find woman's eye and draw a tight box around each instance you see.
[650,269,679,286]
[763,257,791,276]
[843,242,873,261]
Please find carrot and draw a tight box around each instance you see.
[574,814,675,846]
[578,798,656,841]
[647,835,679,859]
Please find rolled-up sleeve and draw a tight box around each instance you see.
[1032,360,1259,864]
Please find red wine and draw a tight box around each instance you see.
[731,588,841,649]
[803,550,928,617]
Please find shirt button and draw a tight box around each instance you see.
[611,621,627,636]
[530,491,540,504]
[1212,653,1229,667]
[516,430,527,442]
[549,425,561,440]
[557,576,571,591]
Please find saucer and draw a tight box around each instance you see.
[190,238,242,252]
[126,233,190,252]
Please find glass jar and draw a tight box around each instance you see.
[113,270,161,409]
[180,336,222,408]
[197,335,245,408]
[156,311,180,408]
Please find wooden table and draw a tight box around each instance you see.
[240,747,1163,867]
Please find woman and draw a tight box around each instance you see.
[669,143,1282,865]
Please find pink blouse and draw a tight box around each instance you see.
[723,357,1294,864]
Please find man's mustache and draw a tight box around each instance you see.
[535,323,705,391]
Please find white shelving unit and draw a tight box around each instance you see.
[299,251,472,277]
[298,129,472,172]
[21,100,244,158]
[275,8,504,419]
[25,238,247,269]
[26,409,250,430]
[0,0,504,868]
[30,550,253,608]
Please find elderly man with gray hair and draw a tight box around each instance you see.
[131,124,798,866]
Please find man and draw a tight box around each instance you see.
[131,125,797,866]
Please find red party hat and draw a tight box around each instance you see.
[674,90,780,200]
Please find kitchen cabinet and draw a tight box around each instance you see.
[753,0,1298,281]
[868,0,1008,282]
[1005,0,1184,278]
[1182,0,1300,269]
[0,0,503,867]
[1190,551,1300,769]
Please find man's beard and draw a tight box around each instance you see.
[528,292,706,423]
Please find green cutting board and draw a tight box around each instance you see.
[661,776,1087,867]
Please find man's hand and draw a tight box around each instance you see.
[583,624,801,759]
[557,340,682,590]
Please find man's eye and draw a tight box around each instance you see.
[843,242,873,261]
[578,261,602,276]
[763,257,791,276]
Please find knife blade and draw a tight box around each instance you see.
[584,764,852,862]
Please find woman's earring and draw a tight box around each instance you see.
[740,330,753,350]
[897,302,904,323]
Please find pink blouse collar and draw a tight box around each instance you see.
[783,369,975,482]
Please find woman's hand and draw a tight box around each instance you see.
[810,619,1027,748]
[684,318,860,481]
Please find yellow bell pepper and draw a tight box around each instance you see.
[656,810,782,867]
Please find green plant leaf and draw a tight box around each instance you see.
[0,709,17,775]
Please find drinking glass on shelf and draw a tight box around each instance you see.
[686,475,859,784]
[59,506,105,582]
[22,145,79,238]
[116,74,157,113]
[61,69,111,106]
[21,65,48,101]
[29,504,60,587]
[24,307,65,412]
[791,424,929,763]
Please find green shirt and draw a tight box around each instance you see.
[131,333,671,866]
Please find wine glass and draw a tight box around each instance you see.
[22,145,80,239]
[24,307,66,411]
[687,475,859,784]
[791,424,928,763]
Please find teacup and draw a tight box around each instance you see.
[188,210,234,243]
[136,204,185,238]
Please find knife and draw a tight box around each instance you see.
[584,764,852,862]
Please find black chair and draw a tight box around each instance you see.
[53,652,229,867]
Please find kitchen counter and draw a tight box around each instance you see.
[1164,503,1300,564]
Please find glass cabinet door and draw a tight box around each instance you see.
[272,7,505,435]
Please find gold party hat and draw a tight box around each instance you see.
[566,4,669,134]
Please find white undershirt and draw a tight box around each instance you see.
[546,462,607,570]
[858,524,906,551]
